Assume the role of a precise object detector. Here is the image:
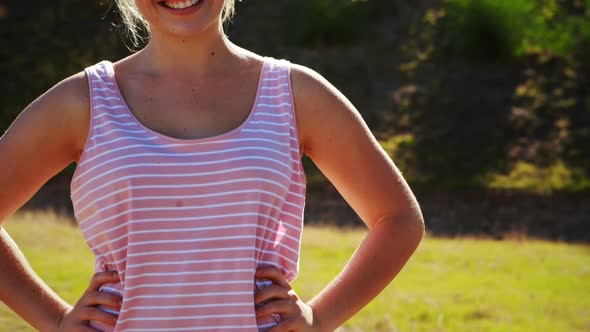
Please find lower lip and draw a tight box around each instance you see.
[160,0,203,16]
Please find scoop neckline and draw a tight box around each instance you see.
[103,57,268,144]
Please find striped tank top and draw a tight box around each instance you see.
[70,56,306,331]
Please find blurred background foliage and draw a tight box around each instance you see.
[387,0,590,193]
[0,0,589,197]
[444,0,590,60]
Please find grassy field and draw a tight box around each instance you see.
[1,210,588,332]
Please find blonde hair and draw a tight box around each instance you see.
[114,0,236,47]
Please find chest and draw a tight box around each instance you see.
[115,69,260,141]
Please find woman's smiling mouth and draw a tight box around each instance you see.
[159,0,201,10]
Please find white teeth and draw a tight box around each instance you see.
[164,0,199,9]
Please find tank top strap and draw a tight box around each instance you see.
[84,60,122,106]
[73,61,135,181]
[85,60,114,88]
[83,60,131,133]
[253,57,302,160]
[261,57,292,96]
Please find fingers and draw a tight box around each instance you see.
[86,271,120,292]
[255,299,297,318]
[80,271,122,326]
[255,265,290,289]
[254,284,292,305]
[267,318,298,332]
[255,265,306,329]
[82,290,123,310]
[79,306,119,326]
[58,272,122,330]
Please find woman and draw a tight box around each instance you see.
[0,0,425,331]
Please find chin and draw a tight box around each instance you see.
[138,0,224,38]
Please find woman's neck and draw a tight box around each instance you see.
[135,22,244,77]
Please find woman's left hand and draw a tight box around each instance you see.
[254,266,322,332]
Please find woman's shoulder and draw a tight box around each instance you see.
[31,69,90,140]
[281,60,357,155]
[34,64,108,164]
[56,69,90,102]
[50,69,93,163]
[284,60,342,109]
[1,67,91,169]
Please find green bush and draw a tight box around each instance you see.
[444,0,590,60]
[522,0,585,55]
[380,134,424,184]
[486,160,590,193]
[444,0,533,60]
[282,0,397,46]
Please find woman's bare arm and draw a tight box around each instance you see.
[0,71,89,331]
[290,63,425,331]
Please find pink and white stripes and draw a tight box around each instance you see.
[70,57,306,331]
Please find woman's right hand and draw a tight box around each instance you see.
[57,271,122,331]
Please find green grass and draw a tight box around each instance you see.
[1,210,589,331]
